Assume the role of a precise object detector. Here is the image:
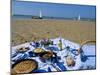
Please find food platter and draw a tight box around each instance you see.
[12,59,38,74]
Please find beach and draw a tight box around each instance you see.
[11,19,96,46]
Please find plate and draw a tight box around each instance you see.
[33,48,44,54]
[16,47,30,53]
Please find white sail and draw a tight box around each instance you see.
[39,9,42,18]
[78,14,80,21]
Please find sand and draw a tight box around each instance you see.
[11,19,96,46]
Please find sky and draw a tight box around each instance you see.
[12,0,96,18]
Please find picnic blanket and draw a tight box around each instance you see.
[11,37,96,73]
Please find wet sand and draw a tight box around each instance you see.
[11,19,96,46]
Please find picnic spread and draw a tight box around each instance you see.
[11,37,96,74]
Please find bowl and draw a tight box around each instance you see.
[66,56,75,67]
[39,51,53,60]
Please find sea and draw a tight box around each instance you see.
[12,15,96,22]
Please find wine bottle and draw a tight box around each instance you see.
[58,38,62,51]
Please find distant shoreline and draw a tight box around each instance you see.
[12,15,96,22]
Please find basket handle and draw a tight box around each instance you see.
[77,40,96,54]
